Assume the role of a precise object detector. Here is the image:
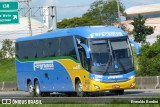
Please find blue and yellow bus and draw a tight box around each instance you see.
[15,26,139,97]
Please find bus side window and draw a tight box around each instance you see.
[22,41,29,59]
[16,42,24,59]
[15,43,20,58]
[59,36,77,60]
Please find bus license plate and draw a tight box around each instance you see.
[112,85,120,89]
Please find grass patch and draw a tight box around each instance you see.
[0,58,16,82]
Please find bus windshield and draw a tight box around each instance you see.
[88,37,134,75]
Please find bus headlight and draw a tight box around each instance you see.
[94,78,102,82]
[90,77,102,82]
[128,75,135,80]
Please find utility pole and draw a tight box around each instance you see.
[97,0,103,24]
[50,6,57,30]
[19,1,57,31]
[98,4,103,24]
[27,0,32,36]
[117,0,121,23]
[54,6,57,30]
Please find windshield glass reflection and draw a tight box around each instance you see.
[88,37,133,75]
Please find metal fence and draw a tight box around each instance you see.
[0,82,17,91]
[136,76,160,89]
[0,76,160,91]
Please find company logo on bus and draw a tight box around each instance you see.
[108,75,123,79]
[90,32,123,38]
[33,61,54,71]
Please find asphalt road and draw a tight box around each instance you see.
[0,89,160,104]
[0,89,160,97]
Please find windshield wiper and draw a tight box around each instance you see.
[103,57,112,75]
[117,58,126,73]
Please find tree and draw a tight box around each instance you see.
[138,36,160,76]
[0,51,4,59]
[0,39,15,58]
[57,17,99,28]
[131,15,154,43]
[57,0,125,28]
[83,0,125,25]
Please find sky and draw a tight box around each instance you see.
[0,0,160,43]
[1,0,160,21]
[31,0,160,21]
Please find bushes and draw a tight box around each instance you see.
[138,36,160,76]
[0,39,15,59]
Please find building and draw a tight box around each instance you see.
[0,17,49,48]
[125,4,160,19]
[122,4,160,44]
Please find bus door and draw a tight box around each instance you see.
[77,43,90,71]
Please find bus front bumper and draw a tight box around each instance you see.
[84,77,136,92]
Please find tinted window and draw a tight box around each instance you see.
[47,38,59,57]
[59,36,77,59]
[16,36,77,60]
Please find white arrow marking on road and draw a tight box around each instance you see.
[13,15,17,20]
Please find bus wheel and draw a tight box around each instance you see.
[35,80,41,97]
[65,92,76,97]
[41,92,50,97]
[27,81,35,97]
[76,80,84,97]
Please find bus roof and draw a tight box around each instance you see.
[16,26,127,42]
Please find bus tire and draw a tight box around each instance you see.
[35,80,41,97]
[65,92,76,97]
[27,81,35,97]
[41,92,50,97]
[76,80,84,97]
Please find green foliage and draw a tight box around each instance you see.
[0,39,15,59]
[83,0,125,25]
[57,17,99,28]
[131,15,154,43]
[0,58,16,82]
[57,0,125,28]
[138,36,160,76]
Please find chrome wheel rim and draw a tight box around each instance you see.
[35,84,40,95]
[28,85,32,93]
[78,82,82,92]
[28,83,33,93]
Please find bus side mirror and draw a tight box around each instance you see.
[80,43,90,59]
[130,40,140,55]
